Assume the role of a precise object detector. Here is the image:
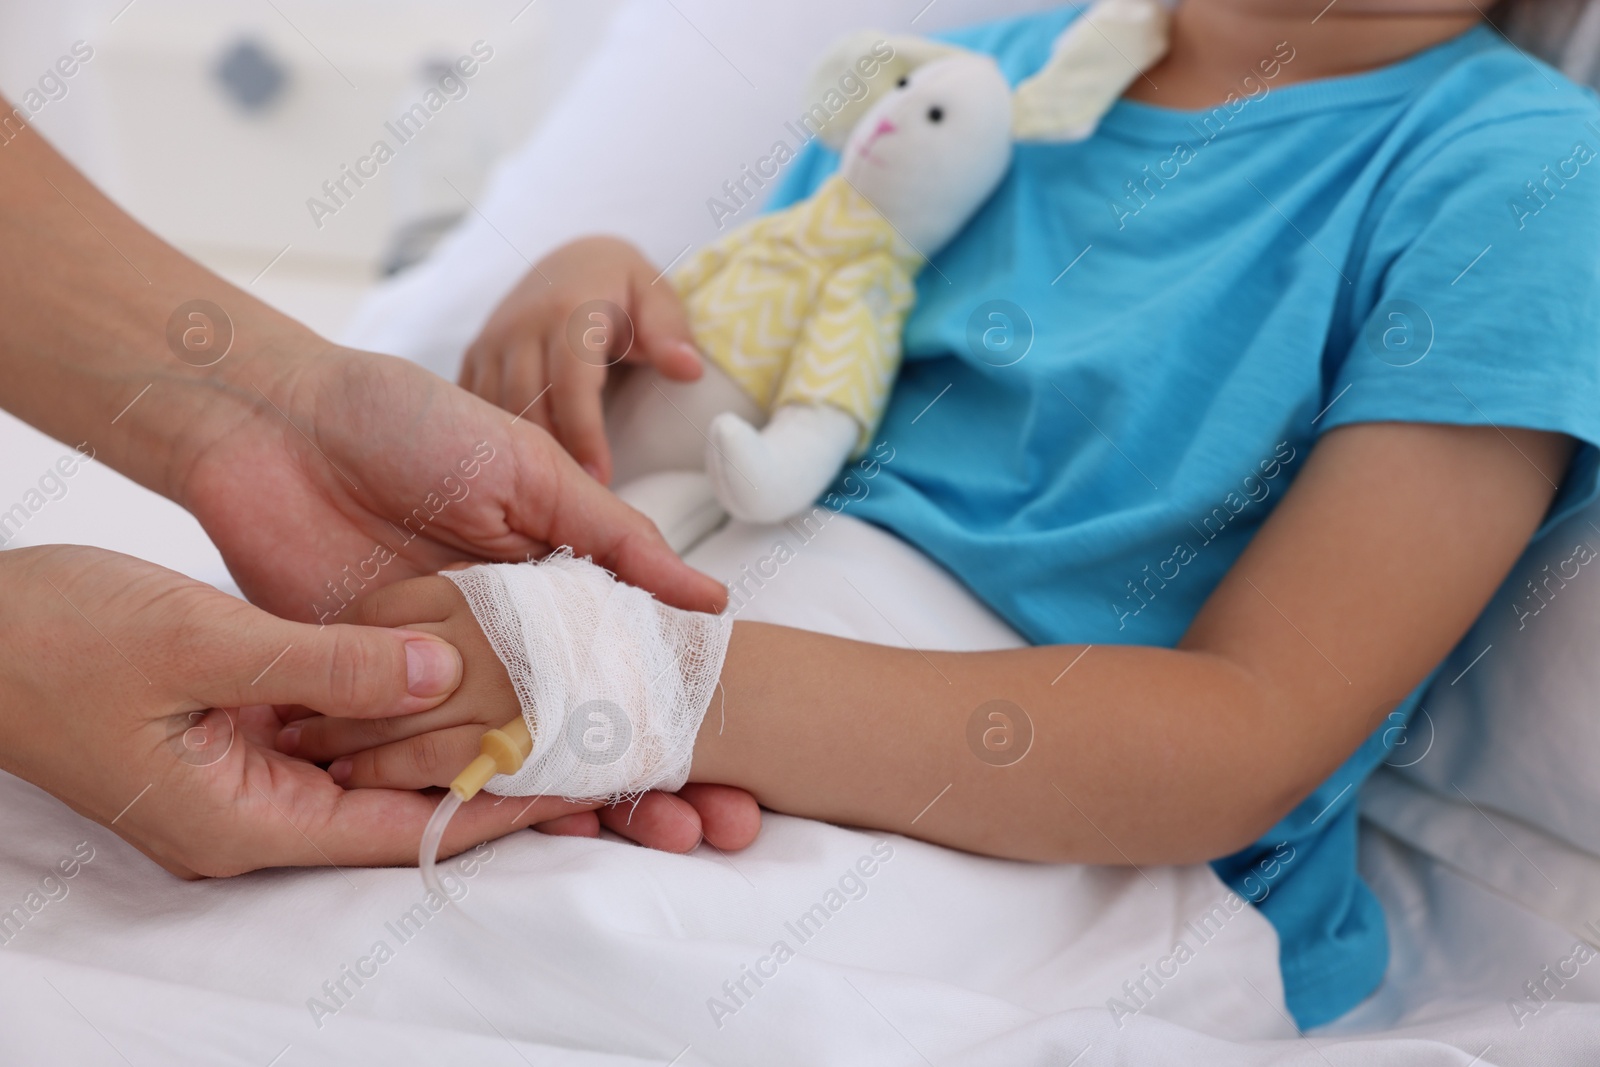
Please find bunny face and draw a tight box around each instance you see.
[838,53,1014,256]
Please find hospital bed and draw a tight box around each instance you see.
[4,1,1600,1063]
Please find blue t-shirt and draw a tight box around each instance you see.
[766,12,1600,1029]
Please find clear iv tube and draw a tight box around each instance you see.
[419,790,464,901]
[417,715,532,898]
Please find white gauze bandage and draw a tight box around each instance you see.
[442,552,732,801]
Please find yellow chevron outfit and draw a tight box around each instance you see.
[673,174,926,453]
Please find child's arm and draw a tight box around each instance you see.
[286,420,1570,864]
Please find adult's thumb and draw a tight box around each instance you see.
[194,613,463,719]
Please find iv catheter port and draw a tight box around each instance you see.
[417,716,534,899]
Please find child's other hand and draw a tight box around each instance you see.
[459,236,705,486]
[274,573,759,853]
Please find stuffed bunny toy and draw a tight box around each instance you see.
[606,0,1168,553]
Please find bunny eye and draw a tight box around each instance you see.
[896,76,909,88]
[927,106,944,123]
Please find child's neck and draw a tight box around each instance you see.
[1125,1,1481,109]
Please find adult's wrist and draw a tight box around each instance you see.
[146,312,333,511]
[0,547,57,776]
[0,108,333,508]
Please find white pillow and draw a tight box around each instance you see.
[341,0,1064,375]
[1397,496,1600,857]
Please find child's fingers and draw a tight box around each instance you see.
[279,703,475,762]
[630,265,703,383]
[648,341,705,382]
[457,342,488,395]
[598,791,704,853]
[329,724,487,790]
[499,340,554,430]
[236,704,291,749]
[676,783,762,851]
[346,575,465,630]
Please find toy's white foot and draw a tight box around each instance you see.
[614,470,726,554]
[705,403,858,524]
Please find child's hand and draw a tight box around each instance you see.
[274,573,759,853]
[459,236,705,486]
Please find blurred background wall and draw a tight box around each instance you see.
[0,0,621,337]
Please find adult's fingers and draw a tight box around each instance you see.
[312,738,737,856]
[301,783,597,868]
[311,785,716,865]
[186,606,463,719]
[598,791,703,853]
[676,783,762,851]
[597,787,762,853]
[509,425,728,613]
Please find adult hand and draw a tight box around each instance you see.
[173,343,724,625]
[0,545,623,875]
[0,545,751,873]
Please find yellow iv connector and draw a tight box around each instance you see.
[448,716,534,801]
[419,715,534,902]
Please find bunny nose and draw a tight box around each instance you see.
[858,118,899,160]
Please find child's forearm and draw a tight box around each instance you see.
[687,425,1574,866]
[690,622,1293,865]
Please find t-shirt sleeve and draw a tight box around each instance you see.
[1322,107,1600,534]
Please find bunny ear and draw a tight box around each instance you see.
[803,31,965,151]
[1012,0,1171,142]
